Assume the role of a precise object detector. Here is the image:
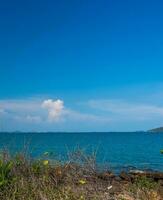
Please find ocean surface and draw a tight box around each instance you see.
[0,132,163,172]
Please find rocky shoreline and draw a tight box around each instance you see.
[95,169,163,199]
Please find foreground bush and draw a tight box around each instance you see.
[0,150,162,200]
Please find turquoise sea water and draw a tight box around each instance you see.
[0,132,163,172]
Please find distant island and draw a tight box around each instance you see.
[148,127,163,133]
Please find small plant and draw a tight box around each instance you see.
[134,176,157,190]
[14,153,25,166]
[160,149,163,154]
[129,176,160,200]
[0,159,14,187]
[31,159,50,175]
[43,151,54,157]
[78,179,86,185]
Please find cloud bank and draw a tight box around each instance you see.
[1,97,163,131]
[87,99,163,120]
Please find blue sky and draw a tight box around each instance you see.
[1,0,163,131]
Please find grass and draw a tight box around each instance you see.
[0,149,162,200]
[128,176,160,200]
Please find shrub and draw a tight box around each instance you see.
[0,159,14,187]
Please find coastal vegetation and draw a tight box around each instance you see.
[0,149,162,200]
[148,127,163,133]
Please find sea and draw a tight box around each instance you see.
[0,132,163,173]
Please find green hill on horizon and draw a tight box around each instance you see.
[148,127,163,133]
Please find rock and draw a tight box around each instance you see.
[158,180,163,186]
[129,170,146,180]
[129,170,145,174]
[117,194,134,200]
[111,180,123,193]
[107,185,113,190]
[113,176,122,182]
[146,172,163,180]
[129,170,163,181]
[119,171,132,182]
[98,171,115,181]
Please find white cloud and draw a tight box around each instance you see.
[0,99,43,123]
[0,109,5,114]
[26,115,42,123]
[13,115,42,123]
[87,99,163,120]
[42,99,64,122]
[65,109,111,123]
[0,99,41,112]
[41,99,109,123]
[0,98,109,125]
